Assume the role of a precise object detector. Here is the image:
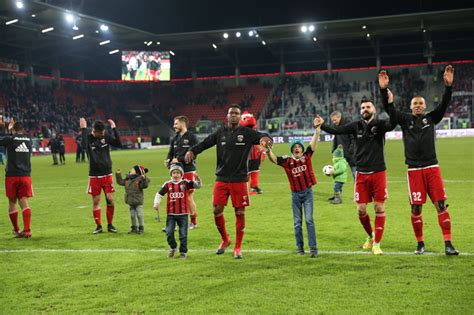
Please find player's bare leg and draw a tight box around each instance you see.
[189,191,198,229]
[92,194,103,234]
[8,197,20,236]
[411,204,425,254]
[214,205,231,254]
[434,200,459,255]
[15,197,32,238]
[234,206,245,259]
[105,192,117,233]
[372,202,386,255]
[357,203,374,249]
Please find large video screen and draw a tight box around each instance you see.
[121,51,170,81]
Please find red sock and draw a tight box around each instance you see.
[437,210,452,241]
[411,213,424,242]
[9,211,19,231]
[106,205,114,225]
[214,214,229,241]
[22,208,31,231]
[235,214,246,250]
[250,172,259,187]
[93,208,101,225]
[374,212,386,243]
[190,211,197,225]
[358,213,373,236]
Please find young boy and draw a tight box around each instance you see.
[266,118,321,257]
[116,165,150,234]
[326,145,349,204]
[154,163,201,259]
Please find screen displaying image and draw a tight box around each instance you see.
[121,51,170,81]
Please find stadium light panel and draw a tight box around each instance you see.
[248,30,254,37]
[223,33,229,39]
[313,37,317,42]
[109,49,119,55]
[146,41,152,46]
[156,41,160,45]
[169,50,175,56]
[73,34,84,40]
[99,40,110,45]
[16,1,24,9]
[65,13,75,23]
[41,27,54,33]
[308,25,315,32]
[261,40,266,45]
[422,28,427,33]
[95,30,99,33]
[362,25,367,29]
[31,14,36,17]
[236,32,241,38]
[212,43,217,49]
[100,24,109,32]
[255,33,259,38]
[366,33,371,38]
[72,24,78,31]
[300,25,307,33]
[5,19,18,25]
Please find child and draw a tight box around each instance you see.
[266,118,321,257]
[115,165,150,234]
[154,163,201,259]
[327,145,349,204]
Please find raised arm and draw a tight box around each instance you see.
[80,118,89,149]
[115,170,125,186]
[309,116,322,151]
[378,70,408,126]
[429,65,454,124]
[106,119,122,148]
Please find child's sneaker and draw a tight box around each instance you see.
[137,226,144,234]
[128,226,138,234]
[168,248,177,258]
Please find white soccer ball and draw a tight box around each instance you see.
[322,165,334,176]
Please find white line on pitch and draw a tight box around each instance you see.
[0,248,472,256]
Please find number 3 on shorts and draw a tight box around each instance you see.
[354,192,360,202]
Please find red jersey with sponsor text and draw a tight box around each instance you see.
[277,147,317,192]
[159,179,195,215]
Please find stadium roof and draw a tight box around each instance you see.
[1,1,474,79]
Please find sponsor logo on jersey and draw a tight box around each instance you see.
[291,164,307,175]
[237,135,244,142]
[169,192,184,199]
[15,142,29,153]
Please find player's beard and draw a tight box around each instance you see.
[361,111,374,121]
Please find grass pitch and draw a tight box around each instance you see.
[0,138,473,313]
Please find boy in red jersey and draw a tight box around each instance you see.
[266,117,321,257]
[154,163,201,258]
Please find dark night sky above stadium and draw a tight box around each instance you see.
[62,0,473,34]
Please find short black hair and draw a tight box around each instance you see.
[13,122,23,132]
[93,120,105,132]
[360,97,374,105]
[228,104,241,111]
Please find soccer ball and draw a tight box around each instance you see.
[322,165,334,176]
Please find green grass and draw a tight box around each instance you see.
[0,138,473,313]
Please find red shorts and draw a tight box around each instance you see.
[88,175,115,196]
[213,181,250,208]
[149,69,157,78]
[5,176,33,199]
[183,172,197,193]
[354,170,387,204]
[407,165,447,204]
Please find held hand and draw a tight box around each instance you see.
[259,136,273,150]
[8,119,15,132]
[315,115,324,127]
[116,168,121,173]
[153,204,159,211]
[387,88,394,104]
[443,65,454,87]
[108,119,116,129]
[79,117,87,129]
[378,70,389,89]
[184,151,194,164]
[171,158,179,164]
[164,159,170,168]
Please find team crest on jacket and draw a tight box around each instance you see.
[183,139,189,144]
[371,126,378,134]
[101,138,106,144]
[237,135,244,142]
[422,118,428,125]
